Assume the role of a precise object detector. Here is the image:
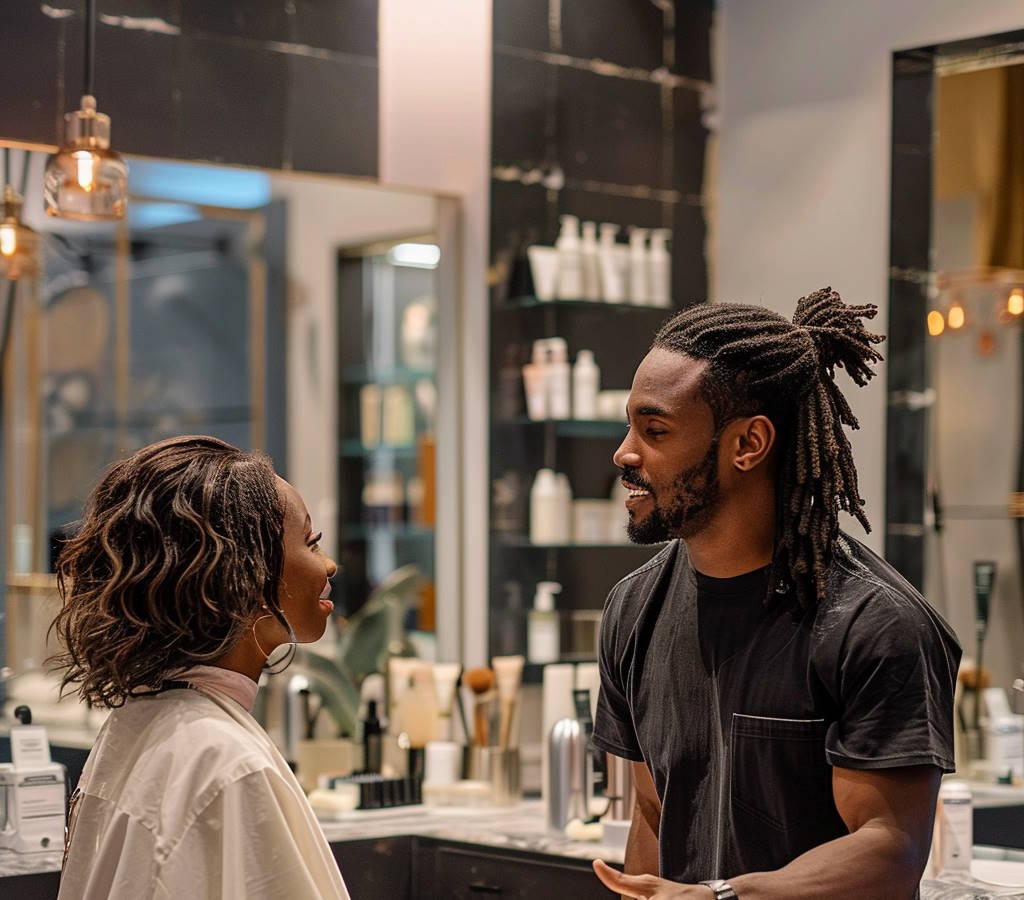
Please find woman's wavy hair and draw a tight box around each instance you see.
[49,435,287,708]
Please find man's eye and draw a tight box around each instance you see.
[646,428,666,437]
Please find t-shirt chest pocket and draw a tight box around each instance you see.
[729,713,834,832]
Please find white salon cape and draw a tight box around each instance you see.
[59,681,351,900]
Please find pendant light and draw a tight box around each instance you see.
[43,0,128,221]
[0,148,40,281]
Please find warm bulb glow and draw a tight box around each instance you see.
[74,150,95,191]
[1009,289,1024,317]
[927,310,945,336]
[0,223,15,257]
[947,302,965,330]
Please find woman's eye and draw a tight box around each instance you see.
[308,531,323,550]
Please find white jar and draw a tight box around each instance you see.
[933,779,972,875]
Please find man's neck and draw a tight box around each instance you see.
[683,501,776,578]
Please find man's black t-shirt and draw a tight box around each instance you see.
[593,534,961,884]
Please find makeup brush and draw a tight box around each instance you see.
[492,655,525,750]
[464,667,495,748]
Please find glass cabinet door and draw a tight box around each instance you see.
[336,243,441,654]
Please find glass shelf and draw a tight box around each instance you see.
[339,440,418,459]
[492,417,627,439]
[502,296,673,313]
[343,524,435,541]
[341,364,435,385]
[523,657,597,683]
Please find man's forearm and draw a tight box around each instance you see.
[624,809,659,876]
[728,822,925,900]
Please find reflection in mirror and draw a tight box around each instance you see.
[0,145,457,754]
[927,62,1024,712]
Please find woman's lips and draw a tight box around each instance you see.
[319,580,333,613]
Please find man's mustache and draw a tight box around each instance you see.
[620,468,654,493]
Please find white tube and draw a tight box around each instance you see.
[432,662,462,742]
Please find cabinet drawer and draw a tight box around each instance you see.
[429,845,617,899]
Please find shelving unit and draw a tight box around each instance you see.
[488,295,676,680]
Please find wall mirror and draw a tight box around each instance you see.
[888,35,1024,698]
[0,143,462,740]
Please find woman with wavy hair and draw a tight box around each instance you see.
[53,435,351,899]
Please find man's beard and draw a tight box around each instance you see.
[625,439,721,544]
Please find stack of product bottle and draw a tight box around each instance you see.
[526,215,672,307]
[521,338,626,422]
[529,469,631,547]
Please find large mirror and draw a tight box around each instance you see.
[0,144,461,749]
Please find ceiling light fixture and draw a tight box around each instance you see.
[1008,289,1024,317]
[0,148,40,281]
[947,300,966,330]
[43,0,127,221]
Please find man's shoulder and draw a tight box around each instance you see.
[818,533,960,650]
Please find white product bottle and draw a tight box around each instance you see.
[556,215,583,300]
[933,779,972,876]
[580,221,600,301]
[530,469,561,544]
[597,223,625,303]
[522,339,549,421]
[555,473,574,543]
[648,228,672,308]
[546,337,571,420]
[572,350,600,420]
[528,581,562,664]
[628,227,649,305]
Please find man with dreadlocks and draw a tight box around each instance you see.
[590,289,960,900]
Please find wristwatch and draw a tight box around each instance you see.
[699,880,738,899]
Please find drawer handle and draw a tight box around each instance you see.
[468,881,504,894]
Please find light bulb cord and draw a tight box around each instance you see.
[2,147,7,191]
[84,0,96,98]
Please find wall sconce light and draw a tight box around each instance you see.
[43,0,127,221]
[927,309,945,337]
[1008,289,1024,317]
[0,148,40,281]
[947,299,966,330]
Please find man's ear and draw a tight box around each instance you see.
[730,415,776,472]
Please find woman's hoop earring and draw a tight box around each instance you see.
[252,612,296,675]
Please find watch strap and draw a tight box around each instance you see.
[699,880,738,899]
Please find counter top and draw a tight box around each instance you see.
[3,802,1024,898]
[318,799,626,864]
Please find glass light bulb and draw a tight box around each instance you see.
[0,222,15,257]
[74,150,96,192]
[1008,289,1024,317]
[927,310,945,337]
[947,302,965,330]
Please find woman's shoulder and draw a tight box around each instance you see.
[88,688,278,807]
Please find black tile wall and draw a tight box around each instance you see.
[492,53,553,168]
[178,38,289,168]
[886,48,936,590]
[493,0,550,53]
[287,55,378,176]
[0,4,67,145]
[1,1,379,178]
[92,21,180,160]
[672,0,713,82]
[560,0,665,71]
[556,67,665,188]
[673,86,709,198]
[672,201,708,305]
[886,278,928,392]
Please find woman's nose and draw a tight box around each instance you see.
[325,556,339,578]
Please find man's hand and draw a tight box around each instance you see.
[593,860,710,899]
